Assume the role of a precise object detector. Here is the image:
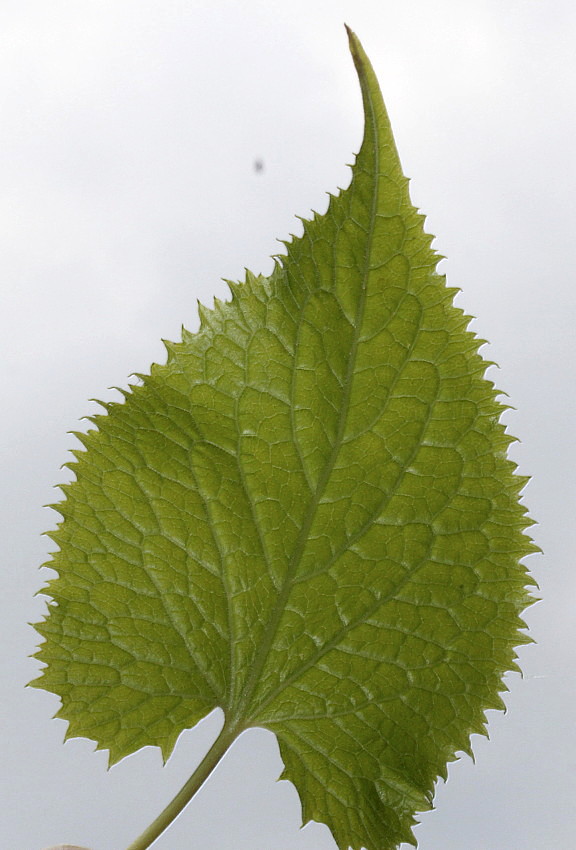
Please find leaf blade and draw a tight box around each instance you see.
[32,27,536,849]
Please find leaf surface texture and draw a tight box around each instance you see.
[33,30,536,850]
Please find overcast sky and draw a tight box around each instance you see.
[2,1,575,849]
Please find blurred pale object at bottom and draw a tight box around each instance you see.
[43,845,92,850]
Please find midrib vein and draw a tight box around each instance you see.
[233,88,382,724]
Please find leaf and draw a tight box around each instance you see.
[32,28,536,850]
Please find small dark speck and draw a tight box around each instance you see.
[253,159,264,173]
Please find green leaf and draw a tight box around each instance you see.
[32,27,536,850]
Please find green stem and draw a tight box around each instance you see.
[125,720,243,850]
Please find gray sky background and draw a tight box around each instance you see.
[2,1,574,848]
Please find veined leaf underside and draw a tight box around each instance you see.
[32,27,536,850]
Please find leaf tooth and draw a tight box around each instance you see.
[181,325,195,344]
[456,737,475,760]
[162,338,179,362]
[197,299,212,330]
[521,572,540,593]
[109,384,133,400]
[226,278,242,301]
[212,295,227,317]
[86,397,115,415]
[68,430,91,451]
[507,658,526,677]
[511,480,535,504]
[515,474,534,491]
[522,539,542,559]
[42,525,62,546]
[492,392,514,408]
[497,432,520,451]
[486,692,508,713]
[45,499,67,521]
[61,460,81,479]
[473,339,491,354]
